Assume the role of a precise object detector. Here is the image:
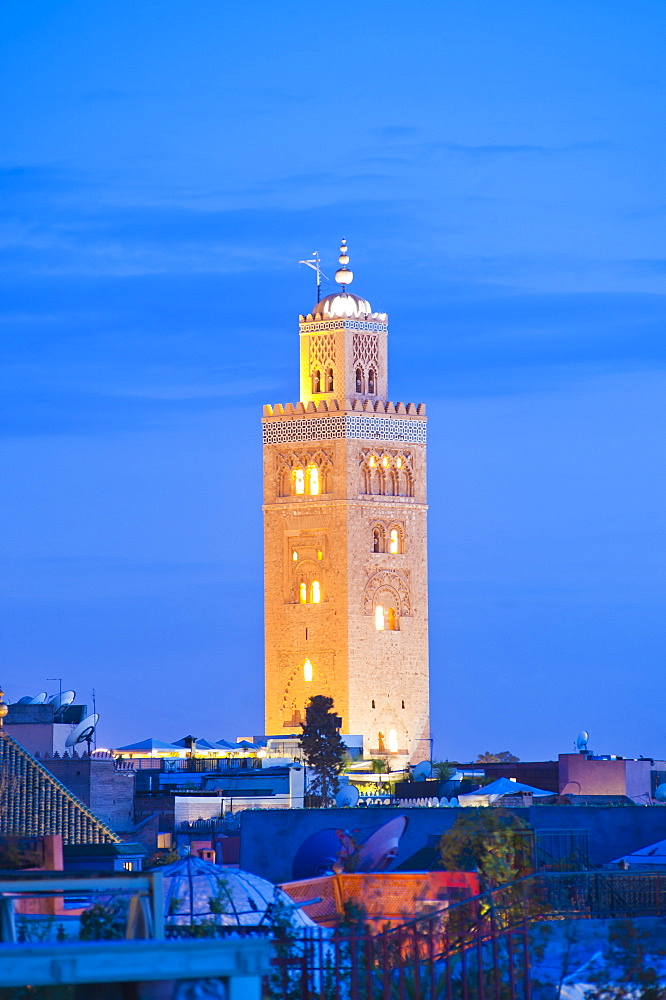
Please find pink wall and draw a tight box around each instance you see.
[559,754,651,801]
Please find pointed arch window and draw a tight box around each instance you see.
[326,368,334,392]
[299,582,307,604]
[303,658,313,682]
[311,580,321,604]
[355,368,364,393]
[389,528,400,554]
[293,468,305,494]
[368,369,376,394]
[372,528,382,553]
[312,370,321,393]
[307,465,320,496]
[387,607,398,631]
[374,606,385,631]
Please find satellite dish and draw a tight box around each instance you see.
[357,816,408,872]
[412,761,432,780]
[65,713,99,750]
[335,785,360,808]
[50,690,75,715]
[655,783,666,803]
[576,731,589,752]
[29,692,48,705]
[17,696,33,704]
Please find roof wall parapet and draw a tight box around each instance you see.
[263,399,426,420]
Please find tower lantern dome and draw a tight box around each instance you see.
[312,292,373,319]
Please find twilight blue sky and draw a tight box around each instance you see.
[1,2,665,762]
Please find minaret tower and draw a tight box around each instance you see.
[262,242,430,761]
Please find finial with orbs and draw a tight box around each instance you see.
[0,687,7,727]
[334,238,353,289]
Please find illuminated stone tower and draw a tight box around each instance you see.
[263,242,430,761]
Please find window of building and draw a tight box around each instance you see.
[387,607,398,631]
[317,549,323,560]
[396,457,403,469]
[401,700,405,709]
[372,528,382,553]
[389,528,400,554]
[311,580,321,604]
[123,861,134,872]
[355,368,364,393]
[299,582,307,604]
[312,370,321,393]
[292,550,298,561]
[368,455,377,468]
[368,369,376,394]
[388,729,399,753]
[374,605,385,631]
[294,468,305,494]
[382,455,390,468]
[303,658,313,682]
[326,368,334,392]
[371,699,375,709]
[307,465,320,495]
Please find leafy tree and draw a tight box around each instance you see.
[144,847,180,868]
[585,919,666,1000]
[432,760,455,781]
[476,750,520,763]
[299,695,346,807]
[437,808,530,889]
[79,900,125,940]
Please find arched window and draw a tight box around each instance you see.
[387,729,399,753]
[372,528,382,553]
[401,699,405,709]
[312,370,321,393]
[311,580,321,604]
[326,368,334,392]
[368,369,376,394]
[389,528,400,554]
[293,468,305,494]
[303,659,313,682]
[307,465,320,496]
[299,582,307,604]
[374,605,385,631]
[388,607,398,631]
[371,699,375,709]
[355,368,364,393]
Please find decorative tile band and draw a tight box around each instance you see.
[299,320,388,333]
[263,414,427,445]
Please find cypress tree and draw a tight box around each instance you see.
[299,695,346,807]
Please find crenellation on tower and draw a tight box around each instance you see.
[263,243,430,762]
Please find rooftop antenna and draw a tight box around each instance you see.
[48,678,62,701]
[298,251,329,302]
[92,688,97,750]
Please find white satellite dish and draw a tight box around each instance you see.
[65,713,99,750]
[29,692,48,705]
[576,730,589,752]
[50,690,75,715]
[655,783,666,803]
[335,785,360,808]
[412,760,432,781]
